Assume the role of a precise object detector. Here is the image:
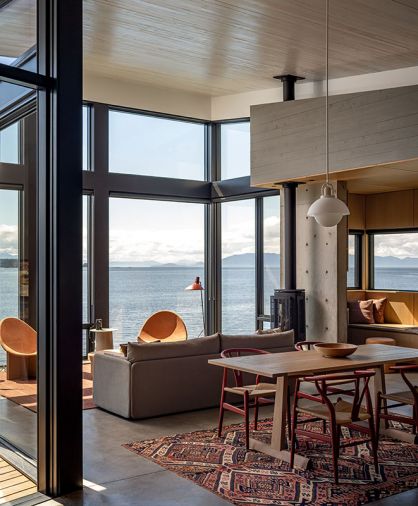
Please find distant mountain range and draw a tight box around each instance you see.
[109,253,418,269]
[373,256,418,268]
[5,251,418,269]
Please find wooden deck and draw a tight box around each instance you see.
[0,456,37,504]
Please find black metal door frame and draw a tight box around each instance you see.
[0,0,83,497]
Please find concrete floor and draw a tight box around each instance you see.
[1,374,418,505]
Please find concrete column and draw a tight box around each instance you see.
[296,182,348,343]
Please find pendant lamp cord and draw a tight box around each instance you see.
[325,0,329,185]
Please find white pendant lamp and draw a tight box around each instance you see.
[307,0,350,228]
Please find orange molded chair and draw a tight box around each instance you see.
[138,311,188,343]
[0,317,37,380]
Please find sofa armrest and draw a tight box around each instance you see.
[93,352,131,418]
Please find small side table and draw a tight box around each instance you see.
[89,328,116,351]
[88,351,95,376]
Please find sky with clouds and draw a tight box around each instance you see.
[3,112,418,264]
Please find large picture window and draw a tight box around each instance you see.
[0,122,20,164]
[109,110,205,180]
[220,121,250,180]
[370,231,418,291]
[263,196,280,315]
[347,232,362,289]
[82,105,90,171]
[109,198,205,344]
[221,199,255,333]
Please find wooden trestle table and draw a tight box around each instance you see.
[209,344,418,469]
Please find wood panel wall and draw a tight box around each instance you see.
[347,194,365,230]
[348,189,418,230]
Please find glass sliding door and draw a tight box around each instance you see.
[221,199,256,333]
[0,184,37,459]
[109,198,205,344]
[0,189,20,324]
[263,195,280,323]
[1,0,83,495]
[82,195,92,355]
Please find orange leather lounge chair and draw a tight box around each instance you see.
[0,317,37,380]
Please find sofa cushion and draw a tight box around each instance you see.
[348,299,375,324]
[220,330,294,351]
[127,333,220,362]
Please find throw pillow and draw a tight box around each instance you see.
[373,298,387,324]
[256,326,283,335]
[347,299,375,324]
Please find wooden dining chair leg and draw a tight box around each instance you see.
[413,403,418,436]
[254,397,259,431]
[368,416,379,474]
[287,389,292,441]
[243,391,250,450]
[289,406,298,469]
[382,395,389,429]
[330,422,340,485]
[217,399,225,438]
[375,392,382,441]
[218,370,227,438]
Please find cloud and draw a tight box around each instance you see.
[0,224,18,256]
[109,226,204,263]
[374,233,418,258]
[263,216,280,254]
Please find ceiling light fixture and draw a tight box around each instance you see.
[307,0,350,227]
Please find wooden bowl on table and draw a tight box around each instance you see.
[313,343,358,358]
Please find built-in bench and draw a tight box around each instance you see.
[347,290,418,349]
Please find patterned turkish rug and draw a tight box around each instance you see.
[124,418,418,505]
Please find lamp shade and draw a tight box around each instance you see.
[185,276,204,291]
[307,183,350,227]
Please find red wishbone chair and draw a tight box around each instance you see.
[290,370,379,484]
[376,364,418,441]
[217,348,289,449]
[295,341,358,397]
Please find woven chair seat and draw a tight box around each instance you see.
[297,399,371,425]
[326,378,357,387]
[380,390,417,405]
[224,383,276,397]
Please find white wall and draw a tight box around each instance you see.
[84,73,212,120]
[211,65,418,120]
[84,65,418,121]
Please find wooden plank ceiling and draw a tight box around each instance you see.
[2,1,418,95]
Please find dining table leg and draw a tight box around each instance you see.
[249,374,310,470]
[271,375,288,450]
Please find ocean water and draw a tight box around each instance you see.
[2,266,418,364]
[109,266,280,346]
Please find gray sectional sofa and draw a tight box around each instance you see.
[93,330,294,419]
